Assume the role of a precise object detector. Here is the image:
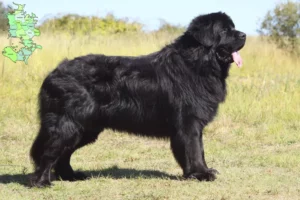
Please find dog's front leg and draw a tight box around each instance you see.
[171,118,218,181]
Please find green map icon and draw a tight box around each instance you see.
[2,2,42,64]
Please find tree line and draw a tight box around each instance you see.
[0,2,184,35]
[0,1,299,55]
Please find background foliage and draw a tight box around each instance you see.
[258,1,300,55]
[39,14,143,35]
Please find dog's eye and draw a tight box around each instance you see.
[220,28,228,35]
[221,28,229,33]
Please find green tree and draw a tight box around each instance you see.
[258,1,300,55]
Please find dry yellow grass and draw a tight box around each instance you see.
[0,33,299,200]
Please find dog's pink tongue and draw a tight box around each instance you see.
[232,51,242,67]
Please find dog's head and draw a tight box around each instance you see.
[186,12,246,67]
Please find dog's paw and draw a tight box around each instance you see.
[58,171,88,181]
[29,177,52,188]
[184,168,219,181]
[29,173,51,187]
[207,168,219,175]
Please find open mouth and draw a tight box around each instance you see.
[217,46,244,67]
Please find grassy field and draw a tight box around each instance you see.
[0,32,299,200]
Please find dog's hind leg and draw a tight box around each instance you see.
[30,137,66,187]
[30,128,47,170]
[53,148,86,181]
[54,130,102,181]
[29,115,84,187]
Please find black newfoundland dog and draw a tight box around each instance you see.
[30,12,246,187]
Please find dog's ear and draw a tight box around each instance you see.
[187,15,215,47]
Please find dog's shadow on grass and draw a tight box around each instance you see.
[84,165,180,180]
[0,166,180,187]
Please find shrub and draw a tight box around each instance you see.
[258,1,300,55]
[39,14,143,36]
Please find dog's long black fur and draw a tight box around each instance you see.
[30,12,246,187]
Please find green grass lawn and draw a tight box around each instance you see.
[0,33,299,200]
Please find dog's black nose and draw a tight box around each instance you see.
[238,32,246,39]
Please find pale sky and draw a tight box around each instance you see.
[4,0,288,35]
